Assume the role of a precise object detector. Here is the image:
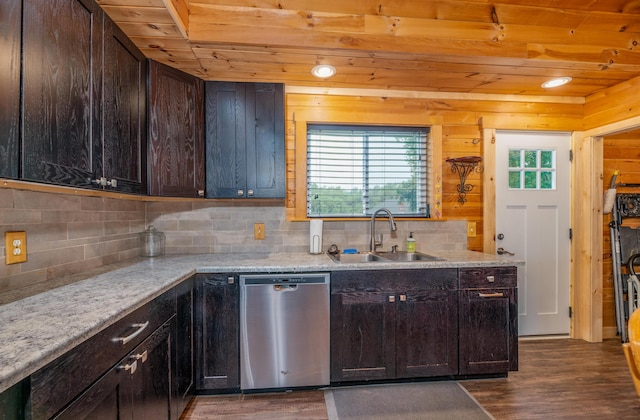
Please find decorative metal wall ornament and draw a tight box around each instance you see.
[446,156,483,204]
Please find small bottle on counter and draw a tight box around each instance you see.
[406,232,416,253]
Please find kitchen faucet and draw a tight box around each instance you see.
[370,208,397,252]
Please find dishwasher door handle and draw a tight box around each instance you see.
[274,284,298,291]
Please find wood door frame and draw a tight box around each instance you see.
[482,115,640,343]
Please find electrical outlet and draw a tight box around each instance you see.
[254,223,265,240]
[467,222,477,238]
[5,231,27,264]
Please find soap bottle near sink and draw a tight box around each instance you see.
[406,232,416,253]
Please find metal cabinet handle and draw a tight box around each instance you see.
[228,276,235,284]
[118,360,137,375]
[130,350,148,363]
[388,295,396,303]
[478,292,504,298]
[237,189,244,196]
[247,189,254,197]
[112,321,149,345]
[400,294,407,302]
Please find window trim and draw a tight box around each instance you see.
[290,118,443,221]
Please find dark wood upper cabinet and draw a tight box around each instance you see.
[148,60,205,197]
[0,0,21,179]
[22,0,104,188]
[205,82,285,199]
[20,0,146,193]
[102,19,147,194]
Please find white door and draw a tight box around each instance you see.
[495,131,571,336]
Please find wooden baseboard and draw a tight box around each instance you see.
[603,326,620,340]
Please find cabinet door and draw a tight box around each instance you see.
[22,0,103,187]
[205,82,285,198]
[205,82,247,198]
[148,60,205,197]
[330,290,396,382]
[396,287,458,378]
[0,0,21,179]
[130,320,174,420]
[330,270,396,382]
[459,287,517,375]
[54,362,130,420]
[245,83,285,198]
[194,274,240,390]
[173,276,194,416]
[0,380,28,420]
[102,18,147,194]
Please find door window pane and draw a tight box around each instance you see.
[524,151,537,168]
[508,148,556,190]
[508,150,521,168]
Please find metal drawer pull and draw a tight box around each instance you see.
[479,292,504,298]
[112,321,150,345]
[388,295,396,303]
[131,350,148,363]
[118,360,137,375]
[400,294,407,302]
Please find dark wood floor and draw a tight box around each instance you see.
[181,338,640,419]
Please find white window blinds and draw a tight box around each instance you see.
[307,125,429,218]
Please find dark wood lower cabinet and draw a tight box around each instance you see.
[396,284,458,378]
[27,284,191,420]
[56,320,174,419]
[174,276,195,416]
[331,269,458,383]
[458,267,518,375]
[330,289,396,381]
[194,274,240,391]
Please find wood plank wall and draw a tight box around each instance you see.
[284,92,584,252]
[585,76,640,338]
[602,135,640,337]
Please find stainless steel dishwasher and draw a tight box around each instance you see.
[239,272,330,390]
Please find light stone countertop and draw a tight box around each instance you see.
[0,251,523,394]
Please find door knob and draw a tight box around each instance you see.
[497,233,504,240]
[497,247,515,256]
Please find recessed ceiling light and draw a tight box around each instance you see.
[311,64,336,78]
[541,77,572,89]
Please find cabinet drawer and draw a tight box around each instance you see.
[459,266,517,289]
[30,289,176,419]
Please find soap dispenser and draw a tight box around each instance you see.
[406,232,416,253]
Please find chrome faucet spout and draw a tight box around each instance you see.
[370,208,396,252]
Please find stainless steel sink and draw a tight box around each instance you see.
[376,251,444,262]
[328,251,443,263]
[328,253,386,263]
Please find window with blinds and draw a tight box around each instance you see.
[307,124,430,218]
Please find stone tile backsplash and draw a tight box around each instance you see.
[1,189,467,298]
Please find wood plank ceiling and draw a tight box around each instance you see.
[97,0,640,97]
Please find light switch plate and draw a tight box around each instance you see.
[254,223,265,240]
[467,222,477,238]
[5,231,27,264]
